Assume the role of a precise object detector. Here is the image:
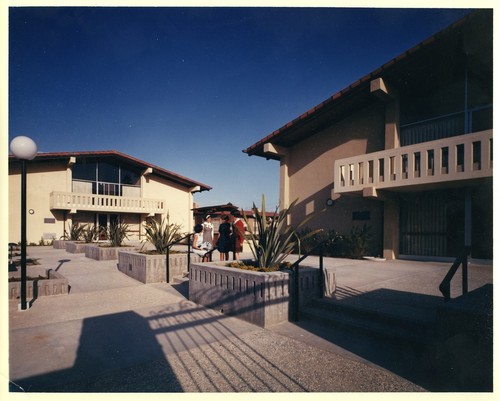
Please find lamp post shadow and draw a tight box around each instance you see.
[11,311,183,392]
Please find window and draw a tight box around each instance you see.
[72,158,142,196]
[72,160,97,181]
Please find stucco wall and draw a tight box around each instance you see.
[142,174,194,232]
[9,158,197,243]
[284,105,385,254]
[9,161,69,244]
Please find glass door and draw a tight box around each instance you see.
[97,214,120,240]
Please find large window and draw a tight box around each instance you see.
[398,27,492,147]
[72,158,141,196]
[72,159,96,181]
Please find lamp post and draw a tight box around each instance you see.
[10,136,38,311]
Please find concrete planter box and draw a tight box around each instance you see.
[189,262,334,328]
[84,244,137,261]
[8,267,69,300]
[52,240,72,249]
[118,251,202,283]
[65,241,89,253]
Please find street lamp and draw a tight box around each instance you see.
[10,136,38,311]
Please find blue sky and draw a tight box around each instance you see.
[8,6,473,210]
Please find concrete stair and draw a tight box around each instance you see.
[171,272,189,285]
[300,292,439,347]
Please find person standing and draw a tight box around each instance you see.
[231,210,245,260]
[216,214,232,261]
[202,215,214,248]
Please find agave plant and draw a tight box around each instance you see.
[142,213,183,254]
[82,224,99,244]
[61,223,85,241]
[105,221,130,247]
[242,195,315,270]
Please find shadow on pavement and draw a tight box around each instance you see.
[295,285,493,392]
[10,300,308,392]
[11,311,183,392]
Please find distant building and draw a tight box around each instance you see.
[245,10,493,261]
[242,209,278,235]
[192,203,277,237]
[193,203,239,226]
[8,150,211,243]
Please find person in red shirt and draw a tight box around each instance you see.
[230,210,245,260]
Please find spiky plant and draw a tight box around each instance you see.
[82,224,99,244]
[61,223,85,241]
[242,195,314,270]
[105,221,130,247]
[142,213,183,254]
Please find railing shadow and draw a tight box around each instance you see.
[10,300,309,392]
[55,259,71,272]
[147,300,308,391]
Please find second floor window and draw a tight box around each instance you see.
[72,159,141,196]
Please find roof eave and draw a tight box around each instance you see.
[9,150,212,191]
[243,9,478,158]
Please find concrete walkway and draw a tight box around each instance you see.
[5,246,493,393]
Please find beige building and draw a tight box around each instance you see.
[245,10,493,261]
[8,150,211,244]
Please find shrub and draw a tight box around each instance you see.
[82,224,99,244]
[294,225,374,259]
[104,221,130,247]
[61,223,85,241]
[226,260,292,272]
[347,223,372,259]
[295,228,349,257]
[142,214,183,254]
[295,227,327,255]
[242,195,315,270]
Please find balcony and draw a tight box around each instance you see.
[334,130,492,198]
[50,191,166,215]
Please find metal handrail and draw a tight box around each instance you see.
[166,233,194,283]
[165,232,216,283]
[438,247,470,302]
[289,240,328,321]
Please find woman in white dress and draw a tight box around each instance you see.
[202,215,214,247]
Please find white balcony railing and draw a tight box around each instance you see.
[50,191,166,214]
[334,130,492,196]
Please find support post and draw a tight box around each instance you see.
[463,247,470,296]
[293,264,300,321]
[319,243,324,299]
[166,247,170,283]
[463,191,471,296]
[187,234,191,272]
[20,160,28,310]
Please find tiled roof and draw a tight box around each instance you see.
[9,149,212,191]
[192,203,238,213]
[243,10,481,158]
